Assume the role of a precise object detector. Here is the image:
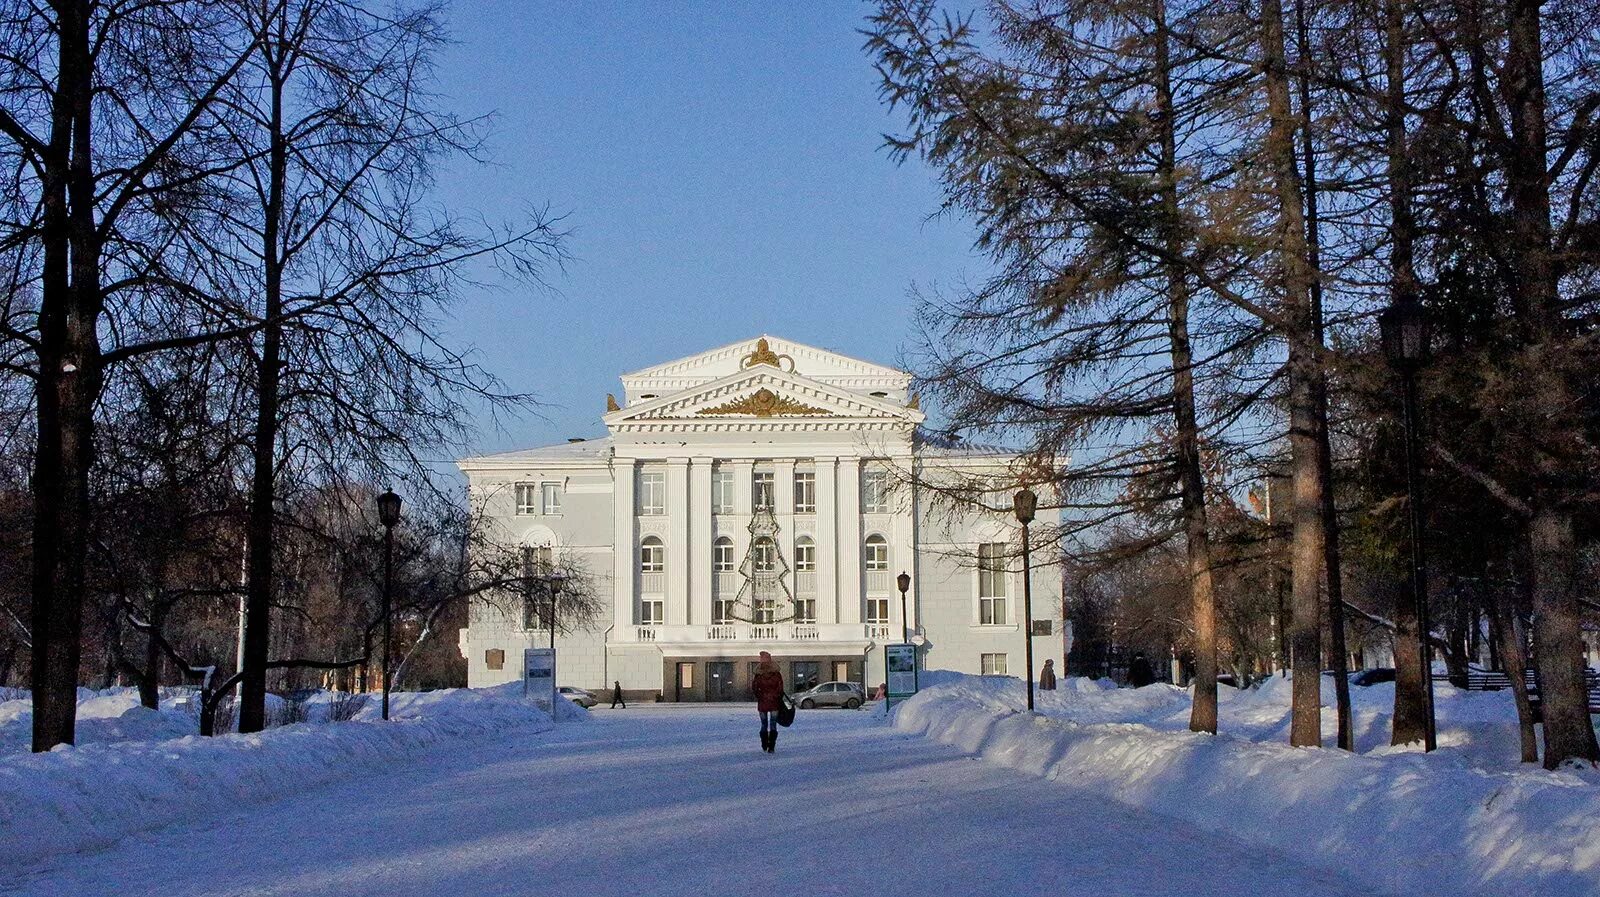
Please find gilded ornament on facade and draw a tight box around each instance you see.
[606,393,620,413]
[695,387,832,418]
[740,337,796,372]
[907,393,920,410]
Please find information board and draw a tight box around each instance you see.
[886,643,919,706]
[523,648,556,716]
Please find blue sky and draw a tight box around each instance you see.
[430,2,981,456]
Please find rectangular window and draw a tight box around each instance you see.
[714,598,737,625]
[978,542,1008,625]
[541,482,562,515]
[752,470,775,510]
[713,540,735,572]
[794,472,816,513]
[981,653,1008,675]
[514,483,538,516]
[862,469,890,513]
[712,468,735,515]
[794,598,816,624]
[791,661,820,691]
[794,542,815,572]
[641,599,664,625]
[866,597,889,624]
[638,470,666,516]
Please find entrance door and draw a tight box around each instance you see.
[792,661,820,692]
[708,661,735,701]
[832,660,851,685]
[676,662,696,702]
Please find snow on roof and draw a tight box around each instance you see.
[460,436,615,467]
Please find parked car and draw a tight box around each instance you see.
[558,686,597,708]
[1349,668,1396,687]
[792,681,865,710]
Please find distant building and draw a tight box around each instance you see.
[458,335,1062,700]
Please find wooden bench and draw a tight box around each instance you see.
[1434,667,1600,713]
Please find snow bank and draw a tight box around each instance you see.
[894,673,1600,897]
[0,684,581,868]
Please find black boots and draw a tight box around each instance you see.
[760,730,777,753]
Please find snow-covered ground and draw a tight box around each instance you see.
[894,672,1600,897]
[8,703,1370,897]
[0,685,582,869]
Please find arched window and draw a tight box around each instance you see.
[794,536,816,572]
[753,537,777,573]
[713,536,735,573]
[864,534,889,571]
[640,536,665,574]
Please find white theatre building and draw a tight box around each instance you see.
[458,336,1063,701]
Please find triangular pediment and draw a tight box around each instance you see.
[618,335,911,403]
[605,366,922,426]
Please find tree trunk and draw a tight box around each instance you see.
[1259,0,1324,748]
[1500,0,1599,768]
[1294,0,1350,750]
[1491,578,1540,764]
[30,1,99,752]
[1152,0,1219,735]
[1527,510,1599,767]
[239,41,289,735]
[138,603,163,710]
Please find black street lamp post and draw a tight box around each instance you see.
[547,570,567,650]
[1013,488,1038,712]
[1379,299,1436,751]
[896,571,912,645]
[376,489,403,721]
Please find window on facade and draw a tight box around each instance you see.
[866,597,890,624]
[794,598,816,624]
[978,542,1008,625]
[713,536,735,572]
[714,597,737,625]
[638,470,666,516]
[794,471,816,513]
[711,468,734,515]
[541,482,562,515]
[862,468,890,513]
[753,537,777,573]
[640,537,665,574]
[514,483,538,515]
[794,537,815,572]
[752,470,775,510]
[864,534,889,572]
[641,599,664,625]
[981,653,1008,675]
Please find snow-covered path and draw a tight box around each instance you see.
[9,706,1372,897]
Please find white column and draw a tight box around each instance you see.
[815,457,838,625]
[837,458,862,625]
[612,458,637,632]
[689,460,713,627]
[775,458,797,586]
[666,457,690,626]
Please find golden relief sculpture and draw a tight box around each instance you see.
[740,337,796,372]
[606,393,620,413]
[696,387,832,418]
[907,393,920,410]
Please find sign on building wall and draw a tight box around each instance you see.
[523,648,556,716]
[886,643,918,706]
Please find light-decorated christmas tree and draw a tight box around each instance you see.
[725,507,796,624]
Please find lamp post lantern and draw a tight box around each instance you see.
[896,571,912,645]
[1013,487,1038,712]
[376,489,403,721]
[1379,299,1436,751]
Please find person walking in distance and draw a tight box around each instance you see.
[1039,658,1058,691]
[752,651,785,753]
[610,680,626,709]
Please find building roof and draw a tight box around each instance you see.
[460,436,615,468]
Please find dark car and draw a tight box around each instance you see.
[1349,668,1396,687]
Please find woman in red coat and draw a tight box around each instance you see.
[751,650,785,753]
